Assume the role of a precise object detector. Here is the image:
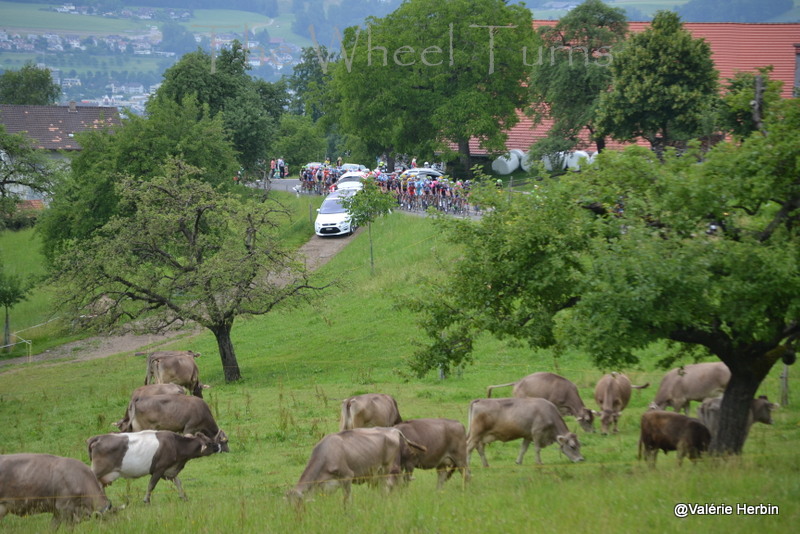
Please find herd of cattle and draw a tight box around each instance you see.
[0,354,780,526]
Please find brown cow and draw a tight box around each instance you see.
[88,430,225,503]
[339,393,402,431]
[287,427,426,503]
[638,411,711,467]
[466,397,585,467]
[486,372,596,432]
[113,383,186,431]
[0,453,110,527]
[594,372,650,434]
[697,395,778,442]
[126,394,229,452]
[144,351,206,398]
[394,418,469,489]
[649,361,730,414]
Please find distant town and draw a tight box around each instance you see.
[0,3,302,113]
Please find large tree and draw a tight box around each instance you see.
[527,0,628,156]
[0,125,64,217]
[406,97,800,455]
[595,11,719,154]
[331,0,537,171]
[0,63,60,105]
[51,158,325,382]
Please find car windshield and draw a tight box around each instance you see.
[319,197,348,214]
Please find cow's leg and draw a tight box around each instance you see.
[645,447,658,468]
[613,413,620,433]
[516,439,531,465]
[171,476,188,500]
[534,441,544,465]
[476,443,490,467]
[144,473,163,503]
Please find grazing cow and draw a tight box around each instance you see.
[649,362,730,414]
[144,351,206,398]
[0,453,110,527]
[126,394,229,452]
[394,418,469,489]
[287,427,426,503]
[466,397,585,467]
[486,372,596,432]
[594,372,650,434]
[113,383,186,431]
[697,395,778,441]
[638,411,711,466]
[87,430,225,503]
[339,393,402,431]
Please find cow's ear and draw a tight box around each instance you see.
[200,444,207,453]
[184,433,193,438]
[556,435,567,445]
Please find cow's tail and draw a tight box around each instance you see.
[396,430,427,453]
[486,381,516,398]
[632,382,650,390]
[340,398,353,431]
[144,355,157,385]
[86,436,99,461]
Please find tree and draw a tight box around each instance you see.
[272,114,326,171]
[527,0,628,156]
[0,63,61,105]
[331,0,538,172]
[0,264,27,353]
[288,46,335,121]
[51,158,326,382]
[340,178,396,275]
[406,98,800,455]
[596,11,719,154]
[718,66,783,140]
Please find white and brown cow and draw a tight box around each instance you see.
[638,411,711,467]
[125,394,229,451]
[87,430,225,503]
[486,372,596,432]
[649,362,730,414]
[339,393,402,431]
[394,418,469,489]
[594,372,650,434]
[697,395,778,442]
[144,351,206,398]
[113,383,186,432]
[287,427,426,503]
[0,453,110,527]
[466,397,585,467]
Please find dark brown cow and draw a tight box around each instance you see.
[649,362,730,414]
[339,393,402,431]
[486,372,596,432]
[638,411,711,466]
[0,453,110,527]
[697,395,778,442]
[88,430,225,503]
[287,427,426,503]
[126,394,229,452]
[113,383,186,431]
[144,351,205,398]
[594,372,650,434]
[467,397,584,467]
[394,418,469,489]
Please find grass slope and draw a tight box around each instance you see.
[0,211,798,532]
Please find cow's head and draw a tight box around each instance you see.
[556,433,584,462]
[214,429,230,452]
[599,409,618,435]
[753,395,779,425]
[577,408,595,433]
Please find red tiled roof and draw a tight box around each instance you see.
[0,103,121,151]
[470,21,800,156]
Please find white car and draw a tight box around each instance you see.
[315,190,357,237]
[340,163,368,173]
[335,171,367,191]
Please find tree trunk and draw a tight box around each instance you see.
[712,370,761,454]
[458,139,472,178]
[211,321,242,382]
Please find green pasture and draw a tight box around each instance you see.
[0,2,150,35]
[0,208,798,532]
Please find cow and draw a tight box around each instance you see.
[144,350,206,398]
[486,372,596,432]
[113,383,186,431]
[697,395,778,442]
[394,418,469,489]
[0,453,110,527]
[87,430,226,503]
[594,372,650,434]
[638,411,711,467]
[339,393,402,431]
[466,397,584,467]
[649,362,730,414]
[287,427,426,503]
[125,394,229,452]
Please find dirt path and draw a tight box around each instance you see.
[0,233,356,370]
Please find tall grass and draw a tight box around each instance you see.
[0,210,797,532]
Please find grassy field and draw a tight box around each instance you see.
[0,208,797,532]
[0,2,151,34]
